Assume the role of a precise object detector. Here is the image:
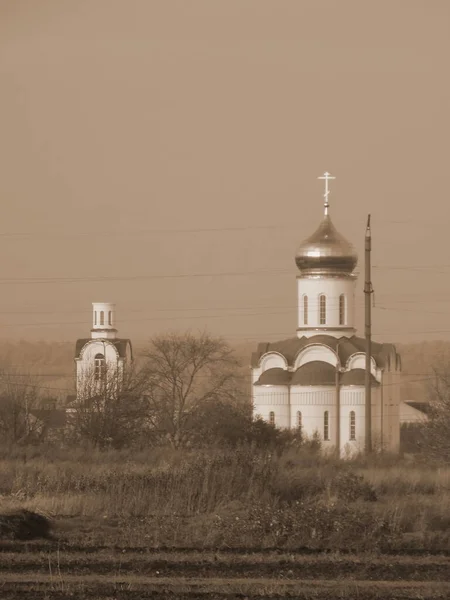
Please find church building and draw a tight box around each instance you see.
[250,173,402,456]
[74,302,133,401]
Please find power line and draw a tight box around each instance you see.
[0,224,298,239]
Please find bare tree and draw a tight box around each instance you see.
[421,368,450,462]
[0,370,42,444]
[141,331,241,448]
[67,362,147,449]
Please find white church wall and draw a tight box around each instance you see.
[253,385,290,429]
[297,276,356,337]
[290,386,336,446]
[340,387,367,457]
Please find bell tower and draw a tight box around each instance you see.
[91,302,117,340]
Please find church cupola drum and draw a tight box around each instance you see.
[91,302,118,340]
[295,172,358,338]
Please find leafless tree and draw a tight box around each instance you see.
[67,362,147,449]
[140,331,241,448]
[0,369,42,444]
[421,367,450,462]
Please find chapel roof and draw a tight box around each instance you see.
[74,338,133,360]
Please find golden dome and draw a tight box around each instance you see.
[295,214,358,276]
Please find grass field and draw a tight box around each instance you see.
[1,445,449,598]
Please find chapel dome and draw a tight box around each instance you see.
[295,214,358,276]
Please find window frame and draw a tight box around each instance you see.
[303,295,308,325]
[319,294,326,325]
[94,353,106,381]
[324,410,329,441]
[349,410,356,441]
[339,294,346,326]
[269,411,275,426]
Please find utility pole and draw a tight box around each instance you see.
[364,215,372,454]
[335,339,342,460]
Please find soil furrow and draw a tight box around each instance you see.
[0,559,449,581]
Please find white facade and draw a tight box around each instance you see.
[250,173,402,456]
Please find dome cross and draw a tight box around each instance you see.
[318,171,336,216]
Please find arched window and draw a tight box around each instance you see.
[319,294,326,325]
[269,411,275,426]
[324,411,329,441]
[94,353,106,381]
[100,311,105,326]
[339,294,346,325]
[297,410,302,430]
[303,295,308,325]
[349,411,356,441]
[108,311,112,326]
[94,311,97,326]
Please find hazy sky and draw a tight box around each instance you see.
[1,0,450,346]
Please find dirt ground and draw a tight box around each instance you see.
[1,517,449,600]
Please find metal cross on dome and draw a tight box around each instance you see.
[318,171,335,216]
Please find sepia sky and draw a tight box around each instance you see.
[1,0,450,347]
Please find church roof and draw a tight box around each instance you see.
[251,334,400,370]
[340,368,379,386]
[291,361,336,386]
[253,361,381,387]
[75,338,132,360]
[254,368,292,386]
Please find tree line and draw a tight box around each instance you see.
[0,331,448,461]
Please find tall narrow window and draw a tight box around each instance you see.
[108,311,112,326]
[94,353,106,381]
[324,411,329,441]
[349,411,356,441]
[100,311,104,326]
[297,411,302,430]
[94,311,97,326]
[303,295,308,325]
[319,294,326,325]
[339,294,346,325]
[269,411,275,426]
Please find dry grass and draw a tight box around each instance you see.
[0,445,449,551]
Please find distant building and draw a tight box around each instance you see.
[400,401,429,424]
[73,302,133,402]
[250,173,402,456]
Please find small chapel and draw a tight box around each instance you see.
[250,173,402,456]
[74,302,133,401]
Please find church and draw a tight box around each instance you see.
[250,173,402,456]
[73,302,133,401]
